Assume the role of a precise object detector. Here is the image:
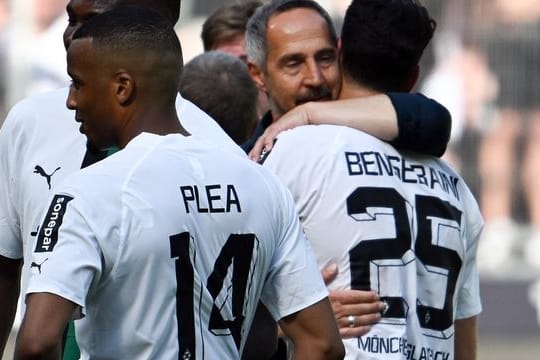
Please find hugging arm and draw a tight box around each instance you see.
[250,93,451,161]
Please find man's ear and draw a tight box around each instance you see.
[247,61,267,93]
[403,65,420,92]
[114,70,134,105]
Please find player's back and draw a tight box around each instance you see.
[0,88,244,324]
[35,132,316,359]
[0,88,241,266]
[263,125,483,359]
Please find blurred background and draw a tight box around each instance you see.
[1,0,540,358]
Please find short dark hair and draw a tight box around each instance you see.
[73,5,182,97]
[201,1,263,51]
[341,0,436,92]
[246,0,337,69]
[116,0,181,24]
[179,51,258,144]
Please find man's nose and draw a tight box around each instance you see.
[303,59,324,87]
[66,87,76,110]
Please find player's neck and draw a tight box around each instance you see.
[118,107,189,148]
[339,77,380,100]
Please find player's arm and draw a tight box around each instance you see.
[278,297,345,360]
[249,93,451,161]
[0,255,22,356]
[386,93,451,157]
[454,315,478,360]
[14,292,76,360]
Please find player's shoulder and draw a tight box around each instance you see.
[278,124,380,146]
[176,93,207,118]
[412,154,480,211]
[176,134,287,196]
[2,87,71,130]
[176,94,246,158]
[269,124,383,163]
[10,87,68,112]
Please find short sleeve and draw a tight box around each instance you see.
[0,107,23,259]
[259,182,327,321]
[25,191,103,318]
[455,188,483,319]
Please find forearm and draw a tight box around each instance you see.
[454,316,478,360]
[290,337,344,360]
[14,336,62,360]
[249,93,450,161]
[279,298,344,360]
[0,256,22,356]
[304,96,398,141]
[302,93,452,157]
[15,293,76,360]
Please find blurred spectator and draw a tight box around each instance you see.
[422,45,498,172]
[475,0,540,270]
[26,0,69,96]
[201,0,268,123]
[201,0,263,62]
[0,0,10,122]
[420,0,540,272]
[33,0,65,32]
[179,51,259,144]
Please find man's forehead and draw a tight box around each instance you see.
[266,9,335,56]
[267,8,332,43]
[67,38,94,60]
[67,0,115,14]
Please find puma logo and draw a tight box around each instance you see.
[34,165,61,189]
[30,258,48,274]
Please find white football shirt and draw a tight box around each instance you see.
[26,132,326,359]
[263,125,483,360]
[0,87,244,316]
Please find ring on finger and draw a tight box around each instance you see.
[347,315,356,328]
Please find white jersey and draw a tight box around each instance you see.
[263,125,483,360]
[26,132,326,359]
[0,87,244,311]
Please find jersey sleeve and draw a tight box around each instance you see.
[0,106,24,259]
[258,178,328,321]
[454,185,483,319]
[25,190,103,318]
[262,127,331,222]
[388,93,451,158]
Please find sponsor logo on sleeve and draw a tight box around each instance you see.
[35,195,74,253]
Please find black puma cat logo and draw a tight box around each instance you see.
[34,165,61,189]
[30,258,48,274]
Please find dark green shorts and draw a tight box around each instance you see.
[63,321,80,360]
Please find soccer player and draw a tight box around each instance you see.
[260,0,483,359]
[0,0,244,357]
[14,7,344,359]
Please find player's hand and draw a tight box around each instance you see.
[321,264,384,338]
[330,289,384,338]
[249,104,311,161]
